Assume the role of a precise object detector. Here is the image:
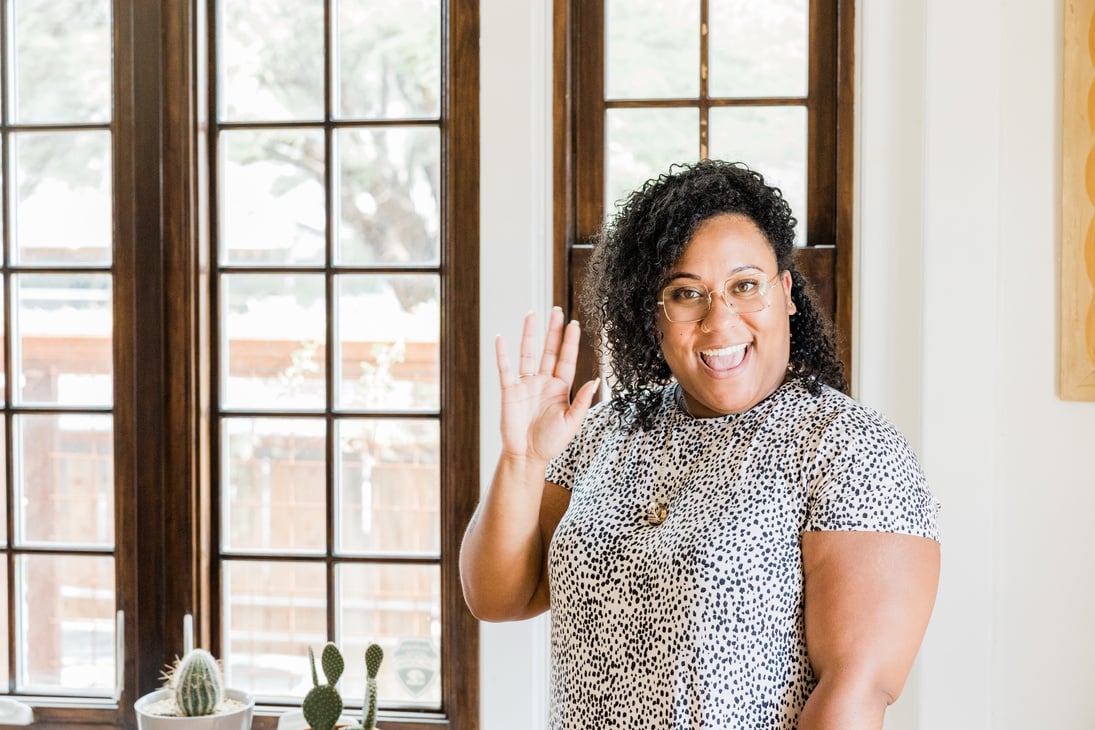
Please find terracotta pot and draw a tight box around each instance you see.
[135,688,254,730]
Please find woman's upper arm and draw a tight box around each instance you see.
[801,530,940,704]
[517,481,571,619]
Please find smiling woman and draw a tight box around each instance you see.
[654,214,795,418]
[460,160,940,730]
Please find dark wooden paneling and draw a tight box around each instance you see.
[793,246,837,327]
[439,0,481,728]
[835,0,856,382]
[568,245,598,393]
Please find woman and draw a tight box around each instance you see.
[460,160,940,729]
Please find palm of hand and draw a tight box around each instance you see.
[501,374,579,463]
[495,309,599,465]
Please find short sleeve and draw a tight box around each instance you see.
[803,408,940,540]
[543,401,613,491]
[545,435,580,491]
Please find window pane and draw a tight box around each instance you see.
[336,0,440,120]
[335,275,439,411]
[338,563,440,709]
[14,413,113,548]
[217,0,324,121]
[11,131,112,266]
[335,128,440,266]
[219,129,326,266]
[337,419,439,556]
[12,273,113,407]
[221,273,326,411]
[222,417,326,554]
[605,0,699,99]
[11,0,111,124]
[605,108,698,214]
[17,554,115,693]
[223,560,326,699]
[709,0,809,98]
[709,106,807,244]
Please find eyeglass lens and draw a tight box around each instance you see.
[660,273,776,322]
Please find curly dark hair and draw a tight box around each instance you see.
[580,159,847,429]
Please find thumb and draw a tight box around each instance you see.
[563,378,601,431]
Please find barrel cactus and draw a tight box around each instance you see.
[172,648,224,716]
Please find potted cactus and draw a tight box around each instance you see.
[134,624,254,730]
[277,641,384,730]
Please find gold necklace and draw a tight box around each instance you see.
[643,385,724,526]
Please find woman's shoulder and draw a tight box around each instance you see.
[778,379,909,444]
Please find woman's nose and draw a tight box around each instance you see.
[699,291,743,332]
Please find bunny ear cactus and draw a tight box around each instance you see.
[173,648,225,716]
[362,643,384,730]
[303,643,345,730]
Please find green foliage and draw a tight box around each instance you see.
[171,648,225,717]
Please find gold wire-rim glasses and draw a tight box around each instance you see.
[657,272,782,323]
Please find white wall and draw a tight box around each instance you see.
[478,1,553,728]
[860,0,1095,728]
[480,0,1095,728]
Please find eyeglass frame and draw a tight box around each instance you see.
[656,272,784,324]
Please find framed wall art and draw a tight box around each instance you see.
[1062,0,1095,400]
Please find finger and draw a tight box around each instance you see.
[537,306,565,375]
[552,318,582,385]
[564,378,601,430]
[495,334,514,388]
[518,311,538,377]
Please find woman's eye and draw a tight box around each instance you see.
[730,279,760,296]
[671,286,705,302]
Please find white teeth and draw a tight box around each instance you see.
[700,343,747,357]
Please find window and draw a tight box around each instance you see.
[554,0,854,378]
[1,2,478,728]
[0,0,120,715]
[210,0,479,723]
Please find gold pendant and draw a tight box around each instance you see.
[645,499,669,526]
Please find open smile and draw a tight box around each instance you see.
[699,343,749,372]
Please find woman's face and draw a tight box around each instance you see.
[656,213,795,417]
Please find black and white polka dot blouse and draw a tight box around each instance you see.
[543,378,939,729]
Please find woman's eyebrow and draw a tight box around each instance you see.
[666,264,766,280]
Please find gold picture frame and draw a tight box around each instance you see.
[1062,0,1095,400]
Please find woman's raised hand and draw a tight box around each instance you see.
[496,307,600,464]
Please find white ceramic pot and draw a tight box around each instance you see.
[276,709,380,730]
[135,688,254,730]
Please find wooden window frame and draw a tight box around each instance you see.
[13,2,479,728]
[553,0,856,383]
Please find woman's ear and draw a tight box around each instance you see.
[781,270,797,314]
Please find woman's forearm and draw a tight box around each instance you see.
[459,454,552,621]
